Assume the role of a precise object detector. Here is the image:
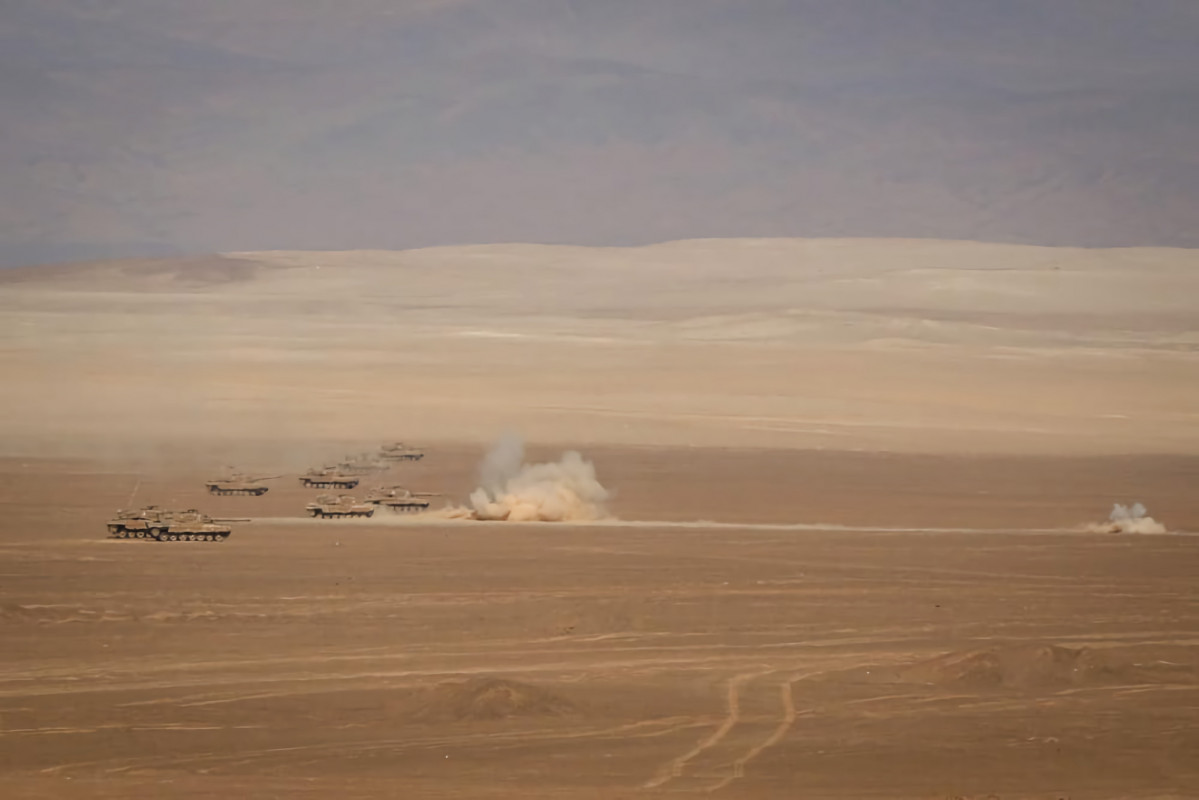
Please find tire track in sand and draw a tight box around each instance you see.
[706,670,823,793]
[642,668,771,789]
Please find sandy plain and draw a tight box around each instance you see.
[1,238,1198,798]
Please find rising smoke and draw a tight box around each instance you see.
[461,434,610,522]
[1087,502,1168,535]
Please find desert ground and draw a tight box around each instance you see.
[1,238,1198,798]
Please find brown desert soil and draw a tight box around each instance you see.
[1,447,1197,799]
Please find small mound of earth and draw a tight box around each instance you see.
[410,677,578,723]
[901,644,1125,690]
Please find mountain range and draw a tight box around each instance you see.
[3,0,1198,267]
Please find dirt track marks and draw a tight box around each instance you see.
[643,665,889,793]
[642,668,772,790]
[37,716,711,777]
[706,669,823,792]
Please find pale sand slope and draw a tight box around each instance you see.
[1,237,1196,455]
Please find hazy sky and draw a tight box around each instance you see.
[3,1,1198,266]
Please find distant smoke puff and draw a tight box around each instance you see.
[464,435,609,522]
[1086,502,1167,535]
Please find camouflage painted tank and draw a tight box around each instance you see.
[106,506,246,542]
[305,494,376,519]
[205,472,280,496]
[365,485,440,513]
[299,467,360,490]
[378,442,424,461]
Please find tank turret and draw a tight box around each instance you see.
[378,442,424,461]
[205,472,281,496]
[364,485,441,513]
[305,494,376,519]
[299,468,360,490]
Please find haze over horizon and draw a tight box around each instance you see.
[3,0,1199,267]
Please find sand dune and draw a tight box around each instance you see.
[2,238,1197,456]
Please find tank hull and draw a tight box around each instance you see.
[373,500,430,513]
[305,506,375,519]
[206,484,269,496]
[300,477,360,489]
[106,522,231,542]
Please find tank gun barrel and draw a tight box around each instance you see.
[210,517,252,523]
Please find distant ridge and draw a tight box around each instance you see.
[3,1,1199,266]
[4,238,1196,350]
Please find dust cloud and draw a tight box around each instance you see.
[1087,502,1168,535]
[456,435,610,522]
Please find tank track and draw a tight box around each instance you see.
[306,510,375,519]
[375,502,429,513]
[300,479,360,489]
[107,527,229,542]
[207,487,269,496]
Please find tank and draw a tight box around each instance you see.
[335,453,391,475]
[299,468,361,490]
[205,472,280,496]
[379,442,424,461]
[305,494,376,519]
[106,505,168,539]
[106,506,247,542]
[364,485,441,513]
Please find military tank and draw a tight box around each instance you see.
[305,494,376,519]
[106,506,168,539]
[205,472,280,496]
[299,467,360,490]
[335,453,391,475]
[106,506,246,542]
[379,442,424,461]
[364,485,440,513]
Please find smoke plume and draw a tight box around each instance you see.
[463,435,610,522]
[1087,502,1168,535]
